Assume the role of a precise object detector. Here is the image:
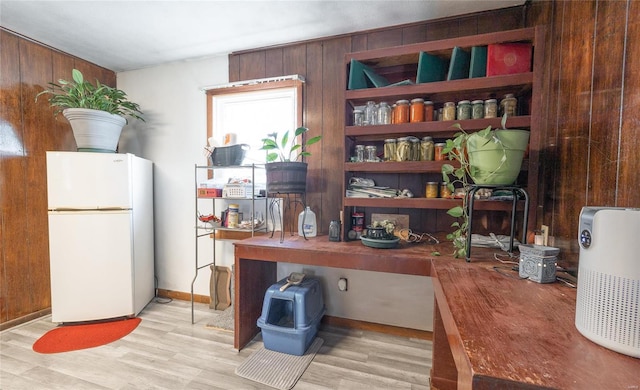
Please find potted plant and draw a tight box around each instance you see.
[260,127,321,194]
[441,114,529,257]
[361,219,399,249]
[36,68,144,152]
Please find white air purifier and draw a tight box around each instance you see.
[575,207,640,358]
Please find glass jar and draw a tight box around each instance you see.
[396,137,411,161]
[457,100,471,120]
[500,93,518,117]
[394,99,410,123]
[420,136,435,161]
[355,144,365,162]
[364,100,377,125]
[425,182,439,198]
[440,183,452,198]
[383,138,397,161]
[352,109,364,126]
[471,100,484,119]
[329,220,341,242]
[442,102,456,121]
[409,137,420,161]
[434,142,447,161]
[365,145,377,162]
[410,98,425,122]
[424,100,434,121]
[484,98,498,118]
[377,101,391,124]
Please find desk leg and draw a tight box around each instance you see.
[430,298,458,390]
[234,258,277,350]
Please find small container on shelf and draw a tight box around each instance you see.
[354,144,365,162]
[377,102,391,125]
[425,182,439,198]
[410,98,425,122]
[440,183,452,198]
[409,137,420,161]
[442,102,456,121]
[396,137,411,161]
[434,143,447,161]
[352,109,364,126]
[471,100,484,119]
[365,145,378,162]
[394,100,410,123]
[484,98,498,118]
[424,100,434,121]
[457,100,471,120]
[364,100,377,125]
[420,136,435,161]
[383,138,397,161]
[500,93,518,117]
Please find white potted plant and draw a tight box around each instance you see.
[36,68,144,152]
[260,127,321,194]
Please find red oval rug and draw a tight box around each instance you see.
[32,317,141,354]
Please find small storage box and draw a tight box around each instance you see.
[257,277,325,356]
[518,244,560,283]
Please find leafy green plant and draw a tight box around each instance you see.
[36,68,144,122]
[260,127,322,162]
[441,114,511,258]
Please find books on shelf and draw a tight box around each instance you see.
[486,43,532,76]
[469,46,488,78]
[447,46,471,81]
[416,51,447,83]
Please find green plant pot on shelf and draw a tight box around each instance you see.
[467,129,530,185]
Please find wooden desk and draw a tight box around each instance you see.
[430,258,640,390]
[233,235,433,350]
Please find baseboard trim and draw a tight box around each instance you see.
[322,315,433,341]
[157,288,432,340]
[0,308,51,331]
[157,289,210,304]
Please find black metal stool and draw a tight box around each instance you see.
[465,185,529,262]
[268,192,307,243]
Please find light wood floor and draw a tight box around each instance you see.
[1,299,432,389]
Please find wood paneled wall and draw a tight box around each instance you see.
[527,0,640,270]
[0,29,116,328]
[230,1,640,273]
[229,6,526,238]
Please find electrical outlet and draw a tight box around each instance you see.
[541,225,549,246]
[338,278,348,291]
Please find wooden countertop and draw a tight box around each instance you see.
[431,258,640,389]
[234,234,439,276]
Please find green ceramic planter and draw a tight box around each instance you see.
[467,129,530,185]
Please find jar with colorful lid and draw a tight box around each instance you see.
[457,100,471,120]
[442,102,456,121]
[425,182,439,198]
[434,143,447,161]
[410,98,425,122]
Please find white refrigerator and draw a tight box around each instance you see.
[46,151,155,323]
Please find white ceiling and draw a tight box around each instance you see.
[1,0,524,73]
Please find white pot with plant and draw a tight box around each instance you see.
[260,127,321,194]
[36,69,144,152]
[441,114,529,258]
